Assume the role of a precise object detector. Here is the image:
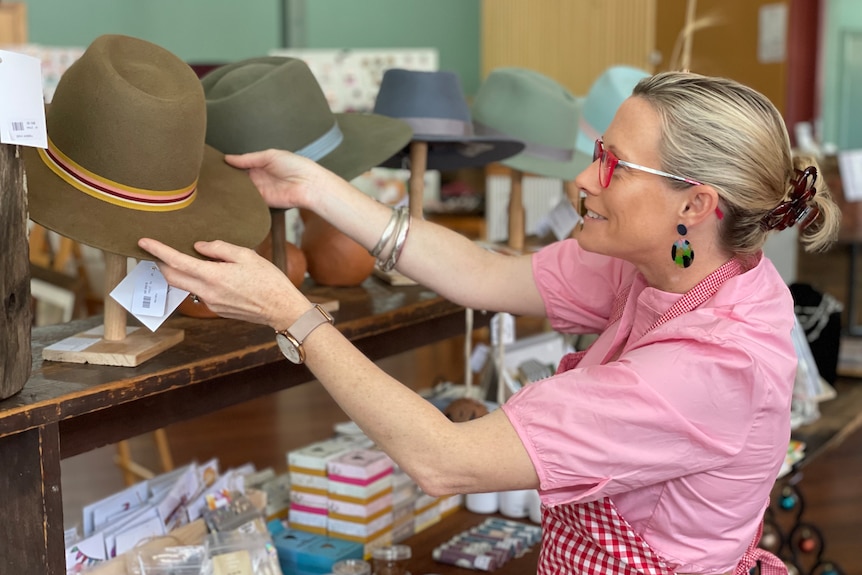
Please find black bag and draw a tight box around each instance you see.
[789,283,843,384]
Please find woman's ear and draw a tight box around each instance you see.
[683,184,721,223]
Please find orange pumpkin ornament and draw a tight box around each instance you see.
[299,209,375,287]
[255,233,308,289]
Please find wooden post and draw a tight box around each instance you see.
[0,144,32,400]
[0,3,28,45]
[102,251,128,341]
[269,208,287,274]
[408,141,428,219]
[507,169,525,252]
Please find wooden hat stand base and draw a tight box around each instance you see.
[42,251,184,367]
[373,141,426,286]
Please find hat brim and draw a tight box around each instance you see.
[317,113,413,181]
[499,148,593,181]
[23,144,271,260]
[378,136,525,171]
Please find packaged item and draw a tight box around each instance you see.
[370,544,411,575]
[126,544,206,575]
[205,529,282,575]
[330,558,372,575]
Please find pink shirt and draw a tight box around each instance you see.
[502,240,796,574]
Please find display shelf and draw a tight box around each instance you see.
[0,277,489,574]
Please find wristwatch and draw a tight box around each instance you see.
[275,304,334,364]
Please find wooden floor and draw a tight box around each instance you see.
[60,245,862,574]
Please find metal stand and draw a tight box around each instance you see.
[758,471,845,575]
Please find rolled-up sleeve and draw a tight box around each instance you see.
[532,239,632,334]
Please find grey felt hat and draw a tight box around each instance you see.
[202,57,414,181]
[373,69,525,170]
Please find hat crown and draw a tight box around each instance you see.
[575,65,650,154]
[47,34,205,191]
[373,69,472,124]
[472,67,579,150]
[202,57,337,155]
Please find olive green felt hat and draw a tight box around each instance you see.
[201,57,413,182]
[472,67,590,181]
[23,34,271,260]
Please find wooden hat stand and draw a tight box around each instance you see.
[42,251,184,367]
[507,175,583,252]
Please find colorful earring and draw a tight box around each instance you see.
[671,224,694,268]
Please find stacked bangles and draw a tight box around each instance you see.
[369,206,411,272]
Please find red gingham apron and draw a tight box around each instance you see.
[542,258,788,575]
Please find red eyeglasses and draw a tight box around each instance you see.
[760,167,819,231]
[592,139,703,188]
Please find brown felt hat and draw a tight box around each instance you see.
[23,34,271,260]
[201,57,413,182]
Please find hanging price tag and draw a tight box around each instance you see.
[0,49,47,148]
[109,260,188,331]
[131,263,169,317]
[490,313,516,346]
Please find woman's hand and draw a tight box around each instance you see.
[225,149,337,211]
[137,237,302,330]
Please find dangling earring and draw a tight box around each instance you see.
[671,224,694,268]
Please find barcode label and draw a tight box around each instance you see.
[141,295,151,309]
[7,119,42,144]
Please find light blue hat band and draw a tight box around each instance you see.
[475,122,573,162]
[402,116,473,138]
[294,122,344,161]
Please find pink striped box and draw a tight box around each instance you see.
[326,449,394,480]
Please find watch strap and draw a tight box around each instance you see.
[283,304,333,344]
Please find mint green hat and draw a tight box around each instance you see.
[574,65,651,164]
[472,67,590,181]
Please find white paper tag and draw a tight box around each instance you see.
[131,263,168,317]
[0,49,48,148]
[45,336,97,353]
[109,260,189,332]
[838,149,862,202]
[490,313,516,346]
[547,196,583,240]
[470,343,491,373]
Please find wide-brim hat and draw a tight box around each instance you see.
[574,65,651,160]
[373,69,525,171]
[23,34,271,261]
[472,67,590,181]
[202,57,413,182]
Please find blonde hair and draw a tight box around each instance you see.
[632,71,839,254]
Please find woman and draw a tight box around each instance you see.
[140,72,840,574]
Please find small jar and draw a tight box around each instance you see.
[371,544,412,575]
[331,558,372,575]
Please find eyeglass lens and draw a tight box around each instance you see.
[593,140,615,188]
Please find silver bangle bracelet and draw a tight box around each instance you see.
[380,208,411,272]
[369,207,402,258]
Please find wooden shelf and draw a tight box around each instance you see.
[0,277,490,573]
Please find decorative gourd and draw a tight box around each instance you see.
[255,234,308,289]
[176,294,220,319]
[299,209,375,287]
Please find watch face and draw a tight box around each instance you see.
[276,332,303,364]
